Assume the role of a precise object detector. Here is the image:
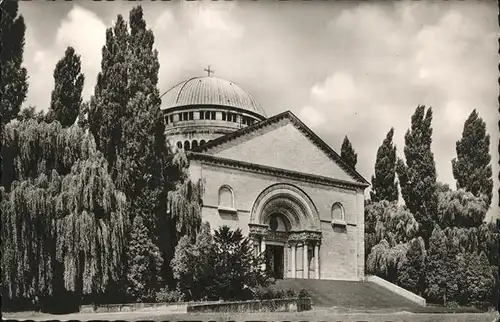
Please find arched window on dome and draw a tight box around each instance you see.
[177,141,182,149]
[331,202,346,228]
[184,140,191,151]
[218,185,236,214]
[200,140,206,146]
[192,140,198,149]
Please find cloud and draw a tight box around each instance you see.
[24,5,106,110]
[307,1,499,216]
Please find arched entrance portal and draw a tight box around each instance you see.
[249,184,322,279]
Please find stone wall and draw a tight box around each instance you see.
[190,159,366,281]
[186,298,312,313]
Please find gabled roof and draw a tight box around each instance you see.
[191,110,370,186]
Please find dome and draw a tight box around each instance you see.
[160,76,267,117]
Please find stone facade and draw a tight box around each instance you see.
[187,111,369,281]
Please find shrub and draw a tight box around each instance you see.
[155,287,184,303]
[298,289,310,298]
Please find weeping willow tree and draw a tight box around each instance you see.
[1,120,85,190]
[1,120,128,306]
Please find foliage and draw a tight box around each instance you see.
[171,222,214,301]
[88,14,129,169]
[126,215,163,302]
[452,109,493,207]
[253,288,297,300]
[366,239,409,283]
[172,224,271,302]
[370,128,398,202]
[17,106,45,123]
[364,200,418,257]
[298,289,310,299]
[397,105,438,247]
[0,0,28,128]
[437,188,489,228]
[1,122,128,301]
[425,226,453,304]
[397,237,426,295]
[340,135,357,169]
[48,47,84,127]
[155,287,184,303]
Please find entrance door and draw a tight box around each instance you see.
[266,245,284,279]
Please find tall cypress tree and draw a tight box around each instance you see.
[451,109,493,207]
[0,0,28,183]
[340,135,358,169]
[0,0,28,127]
[371,128,398,202]
[88,15,129,171]
[397,105,438,247]
[119,6,166,297]
[48,47,84,127]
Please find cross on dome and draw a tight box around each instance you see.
[204,65,215,77]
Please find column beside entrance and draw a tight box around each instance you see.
[290,242,296,278]
[302,241,309,278]
[314,243,320,279]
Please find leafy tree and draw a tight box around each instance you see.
[47,47,84,127]
[397,105,438,247]
[126,215,163,302]
[364,200,418,258]
[452,110,493,207]
[340,135,357,169]
[171,225,271,301]
[0,0,28,127]
[425,226,450,304]
[171,222,214,300]
[366,239,409,283]
[1,122,128,305]
[398,237,426,295]
[456,251,495,308]
[437,188,489,228]
[17,106,45,123]
[370,128,398,202]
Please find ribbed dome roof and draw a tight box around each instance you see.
[160,76,266,117]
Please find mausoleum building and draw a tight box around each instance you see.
[160,72,369,281]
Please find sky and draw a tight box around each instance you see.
[19,0,499,219]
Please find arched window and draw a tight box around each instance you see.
[177,141,182,149]
[218,185,235,213]
[184,140,190,151]
[192,140,198,149]
[331,203,346,226]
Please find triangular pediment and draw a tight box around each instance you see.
[194,111,369,186]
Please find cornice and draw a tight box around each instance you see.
[188,152,369,191]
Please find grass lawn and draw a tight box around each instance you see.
[4,309,499,322]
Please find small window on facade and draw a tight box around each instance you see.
[178,113,183,121]
[164,116,169,125]
[205,111,211,119]
[218,185,234,210]
[177,141,182,149]
[192,140,198,149]
[331,203,346,226]
[200,111,205,120]
[211,111,216,120]
[189,111,194,120]
[184,140,190,151]
[200,140,206,146]
[169,115,174,123]
[222,112,226,121]
[184,112,189,121]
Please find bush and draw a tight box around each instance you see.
[298,289,310,298]
[155,287,184,303]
